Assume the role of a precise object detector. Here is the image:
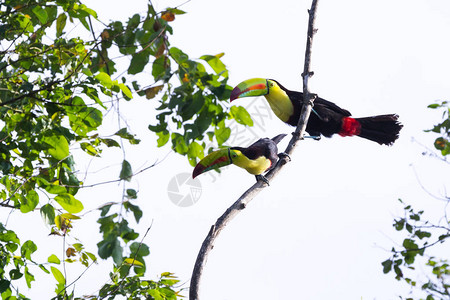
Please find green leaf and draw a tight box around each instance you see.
[402,238,418,250]
[42,180,67,195]
[194,110,213,136]
[42,134,69,160]
[18,15,34,33]
[19,190,39,213]
[156,130,170,147]
[100,138,120,148]
[415,230,432,239]
[129,51,150,75]
[118,83,133,99]
[394,219,405,231]
[230,105,253,126]
[171,133,188,155]
[80,142,99,156]
[9,269,22,280]
[215,127,231,145]
[169,47,188,64]
[149,289,163,300]
[24,267,35,288]
[187,141,204,166]
[130,242,150,257]
[39,264,50,274]
[60,213,81,220]
[124,202,142,223]
[97,237,117,260]
[95,72,114,89]
[32,6,48,24]
[21,240,37,260]
[78,4,97,18]
[180,92,205,121]
[381,259,392,274]
[119,160,132,181]
[40,204,56,225]
[48,254,61,264]
[168,8,186,15]
[0,279,10,293]
[115,128,141,144]
[123,258,144,267]
[50,267,65,284]
[55,194,84,214]
[112,241,123,265]
[56,13,67,37]
[200,53,228,77]
[0,229,20,244]
[152,56,169,80]
[126,189,137,199]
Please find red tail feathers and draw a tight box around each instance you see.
[339,114,402,145]
[339,117,361,137]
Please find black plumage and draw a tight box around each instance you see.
[272,79,403,145]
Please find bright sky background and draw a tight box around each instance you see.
[3,0,450,299]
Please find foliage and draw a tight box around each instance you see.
[0,0,250,298]
[382,101,450,300]
[426,101,450,157]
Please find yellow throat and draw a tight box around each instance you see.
[263,82,294,123]
[231,150,271,175]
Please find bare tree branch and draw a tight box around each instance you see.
[189,1,320,299]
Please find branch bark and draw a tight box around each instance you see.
[189,1,320,299]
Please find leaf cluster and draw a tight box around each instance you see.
[382,200,450,299]
[382,102,450,300]
[426,101,450,157]
[0,0,249,298]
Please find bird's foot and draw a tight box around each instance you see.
[255,175,270,186]
[308,93,317,106]
[304,135,321,141]
[278,152,291,162]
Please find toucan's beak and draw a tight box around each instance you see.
[230,78,269,102]
[192,149,234,179]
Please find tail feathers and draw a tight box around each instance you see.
[271,133,287,144]
[353,114,403,145]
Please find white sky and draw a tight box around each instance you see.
[3,0,450,299]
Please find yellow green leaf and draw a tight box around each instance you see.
[123,258,144,267]
[55,194,84,214]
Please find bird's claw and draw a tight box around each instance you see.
[255,175,270,186]
[278,152,291,162]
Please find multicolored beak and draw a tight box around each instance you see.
[192,148,235,179]
[230,78,269,101]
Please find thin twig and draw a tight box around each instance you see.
[188,1,320,299]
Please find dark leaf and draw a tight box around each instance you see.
[40,204,56,225]
[129,51,150,75]
[381,259,392,274]
[119,160,133,181]
[0,279,10,293]
[145,85,164,99]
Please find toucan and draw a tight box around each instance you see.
[230,78,403,145]
[192,134,287,184]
